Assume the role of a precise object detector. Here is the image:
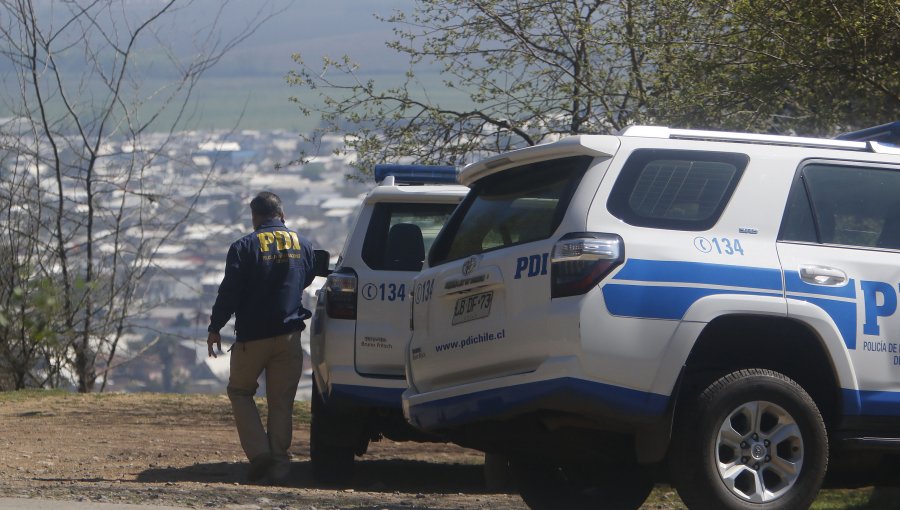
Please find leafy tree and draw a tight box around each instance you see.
[289,0,665,172]
[289,0,900,173]
[0,0,277,392]
[659,0,900,134]
[0,153,68,390]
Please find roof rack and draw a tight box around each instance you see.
[835,121,900,146]
[620,125,900,155]
[620,126,870,151]
[374,164,458,185]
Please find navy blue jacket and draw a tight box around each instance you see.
[208,218,316,342]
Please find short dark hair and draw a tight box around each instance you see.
[250,191,283,218]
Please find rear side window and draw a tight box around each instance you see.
[430,155,592,265]
[779,162,900,249]
[607,149,748,231]
[362,202,458,271]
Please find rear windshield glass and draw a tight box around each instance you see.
[430,155,592,265]
[607,149,748,231]
[362,202,459,271]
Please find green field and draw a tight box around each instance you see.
[1,70,469,135]
[0,74,318,133]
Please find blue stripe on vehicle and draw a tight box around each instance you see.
[784,272,857,299]
[328,383,404,409]
[787,295,858,350]
[842,388,900,416]
[407,377,668,431]
[606,260,859,349]
[603,284,781,320]
[613,259,783,291]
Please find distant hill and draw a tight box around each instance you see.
[0,0,440,132]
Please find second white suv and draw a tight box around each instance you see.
[309,164,467,482]
[404,124,900,509]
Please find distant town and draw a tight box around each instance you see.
[79,129,371,396]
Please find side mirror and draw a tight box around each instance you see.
[313,249,332,277]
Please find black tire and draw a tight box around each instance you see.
[310,381,365,484]
[670,369,828,510]
[511,459,653,510]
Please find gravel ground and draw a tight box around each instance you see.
[0,392,525,510]
[0,391,886,510]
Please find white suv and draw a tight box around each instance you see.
[403,124,900,510]
[309,164,467,482]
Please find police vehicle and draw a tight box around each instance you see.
[309,164,467,482]
[403,123,900,509]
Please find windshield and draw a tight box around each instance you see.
[429,155,592,266]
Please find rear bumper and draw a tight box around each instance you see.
[328,382,405,408]
[403,357,669,431]
[314,364,407,409]
[312,311,407,410]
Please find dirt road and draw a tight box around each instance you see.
[0,392,524,509]
[0,391,881,509]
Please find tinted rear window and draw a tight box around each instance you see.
[607,149,748,231]
[429,156,592,266]
[362,202,459,271]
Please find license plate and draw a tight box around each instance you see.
[451,291,493,325]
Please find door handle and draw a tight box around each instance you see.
[799,265,848,286]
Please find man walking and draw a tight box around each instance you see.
[207,191,316,484]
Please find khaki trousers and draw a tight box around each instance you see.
[227,331,303,465]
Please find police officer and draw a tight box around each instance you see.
[207,191,316,484]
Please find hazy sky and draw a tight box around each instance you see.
[209,0,414,76]
[0,1,422,130]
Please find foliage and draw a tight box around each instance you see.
[659,0,900,134]
[0,275,65,390]
[289,0,666,172]
[289,0,900,174]
[0,0,274,392]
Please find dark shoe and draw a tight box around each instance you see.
[269,461,292,486]
[247,453,275,482]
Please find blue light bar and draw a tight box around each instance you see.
[835,121,900,146]
[374,164,458,185]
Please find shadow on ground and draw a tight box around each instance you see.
[136,458,494,494]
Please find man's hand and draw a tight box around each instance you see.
[207,331,222,358]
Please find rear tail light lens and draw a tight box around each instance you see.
[551,233,624,298]
[325,269,358,319]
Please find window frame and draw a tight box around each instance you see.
[777,158,900,252]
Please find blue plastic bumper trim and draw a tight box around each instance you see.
[406,377,669,431]
[328,383,405,409]
[842,388,900,416]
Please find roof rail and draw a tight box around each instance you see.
[374,164,458,185]
[835,121,900,146]
[620,126,870,151]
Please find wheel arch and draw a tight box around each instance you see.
[638,311,851,465]
[679,314,845,428]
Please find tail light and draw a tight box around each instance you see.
[551,233,624,298]
[325,268,358,319]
